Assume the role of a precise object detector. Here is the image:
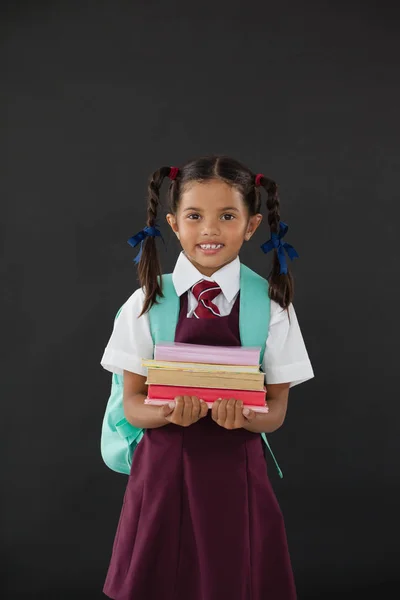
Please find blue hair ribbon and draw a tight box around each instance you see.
[127,225,164,264]
[260,221,299,275]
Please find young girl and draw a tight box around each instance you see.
[100,155,314,600]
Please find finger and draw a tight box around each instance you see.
[234,400,244,428]
[182,395,193,426]
[162,402,175,417]
[173,396,184,422]
[211,398,221,421]
[191,396,200,421]
[225,398,237,429]
[242,407,256,421]
[217,398,228,424]
[200,399,209,418]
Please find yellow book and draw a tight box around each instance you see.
[145,367,265,391]
[141,359,261,374]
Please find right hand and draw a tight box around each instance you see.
[161,395,208,427]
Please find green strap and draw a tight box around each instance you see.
[238,264,270,365]
[261,432,284,479]
[115,417,144,444]
[239,266,283,478]
[148,274,180,344]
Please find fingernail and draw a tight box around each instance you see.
[168,402,175,409]
[243,408,250,416]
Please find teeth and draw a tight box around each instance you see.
[200,244,223,249]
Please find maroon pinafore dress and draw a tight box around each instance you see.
[103,292,297,600]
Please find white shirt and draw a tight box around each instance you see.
[100,252,314,388]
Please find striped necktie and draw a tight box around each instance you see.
[191,279,222,319]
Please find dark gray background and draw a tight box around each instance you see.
[2,1,399,598]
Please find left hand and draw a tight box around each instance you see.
[211,398,257,430]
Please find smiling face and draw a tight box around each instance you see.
[166,179,263,277]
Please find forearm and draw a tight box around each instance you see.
[242,408,283,433]
[124,393,170,430]
[243,387,289,433]
[243,383,290,433]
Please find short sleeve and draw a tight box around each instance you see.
[100,288,154,376]
[262,301,314,388]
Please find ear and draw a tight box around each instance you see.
[244,213,263,241]
[166,213,180,239]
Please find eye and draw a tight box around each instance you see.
[187,213,200,220]
[221,213,235,220]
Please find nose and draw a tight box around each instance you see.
[200,217,221,237]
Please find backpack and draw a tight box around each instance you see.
[100,263,284,478]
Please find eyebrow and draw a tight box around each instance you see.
[182,206,240,212]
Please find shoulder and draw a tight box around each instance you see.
[270,299,286,320]
[269,300,296,325]
[263,300,314,387]
[117,272,175,321]
[240,262,268,282]
[126,286,146,307]
[239,264,269,296]
[115,287,146,321]
[101,287,154,376]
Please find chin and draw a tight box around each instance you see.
[187,249,235,271]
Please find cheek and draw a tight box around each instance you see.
[176,220,195,241]
[227,221,247,238]
[180,218,199,231]
[177,220,189,233]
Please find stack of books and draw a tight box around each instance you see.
[142,341,268,413]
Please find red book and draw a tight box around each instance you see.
[147,384,267,406]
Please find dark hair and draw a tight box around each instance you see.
[138,154,294,316]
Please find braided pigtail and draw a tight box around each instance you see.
[138,166,173,316]
[257,175,294,310]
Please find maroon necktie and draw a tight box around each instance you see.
[191,279,222,319]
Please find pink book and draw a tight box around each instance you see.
[145,384,269,413]
[154,342,261,366]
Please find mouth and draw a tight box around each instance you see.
[197,243,225,255]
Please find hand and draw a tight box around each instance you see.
[211,398,257,430]
[161,395,208,427]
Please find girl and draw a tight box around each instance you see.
[100,155,314,600]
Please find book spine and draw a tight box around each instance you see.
[154,347,260,366]
[146,372,264,391]
[142,359,260,374]
[147,384,267,406]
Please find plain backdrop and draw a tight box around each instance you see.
[2,1,400,598]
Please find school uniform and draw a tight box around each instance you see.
[100,251,314,600]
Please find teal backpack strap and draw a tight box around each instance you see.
[148,274,180,344]
[261,432,283,479]
[239,264,283,479]
[238,264,270,364]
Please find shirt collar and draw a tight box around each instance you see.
[172,251,240,303]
